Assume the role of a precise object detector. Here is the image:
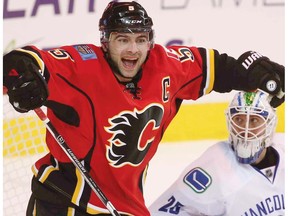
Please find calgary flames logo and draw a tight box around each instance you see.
[105,104,164,167]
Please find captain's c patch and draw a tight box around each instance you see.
[183,167,212,193]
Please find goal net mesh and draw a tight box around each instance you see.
[3,94,48,216]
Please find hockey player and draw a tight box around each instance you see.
[3,1,284,215]
[149,90,284,215]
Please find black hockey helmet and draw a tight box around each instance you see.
[99,1,154,48]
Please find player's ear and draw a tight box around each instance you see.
[101,42,109,52]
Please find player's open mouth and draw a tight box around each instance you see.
[122,58,138,70]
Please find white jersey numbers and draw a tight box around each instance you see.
[164,46,195,63]
[178,48,195,62]
[48,49,74,62]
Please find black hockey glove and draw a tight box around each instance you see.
[3,54,49,113]
[236,51,284,108]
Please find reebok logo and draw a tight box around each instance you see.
[242,51,263,69]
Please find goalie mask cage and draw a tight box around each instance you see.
[3,94,48,216]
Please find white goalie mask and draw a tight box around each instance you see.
[225,90,277,164]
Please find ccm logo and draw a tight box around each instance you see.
[242,51,263,69]
[124,20,143,24]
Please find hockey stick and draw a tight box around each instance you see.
[34,108,120,216]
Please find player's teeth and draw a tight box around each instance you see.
[123,60,136,67]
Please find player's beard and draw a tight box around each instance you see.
[105,56,133,81]
[104,50,149,82]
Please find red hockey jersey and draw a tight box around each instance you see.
[15,44,235,215]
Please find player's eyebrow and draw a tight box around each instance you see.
[114,34,128,39]
[114,33,149,39]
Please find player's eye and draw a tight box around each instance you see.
[136,37,148,44]
[234,116,244,125]
[117,37,128,43]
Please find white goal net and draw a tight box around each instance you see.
[3,94,48,216]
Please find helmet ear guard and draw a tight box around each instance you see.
[225,90,277,164]
[99,1,154,50]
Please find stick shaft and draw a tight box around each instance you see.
[34,108,120,216]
